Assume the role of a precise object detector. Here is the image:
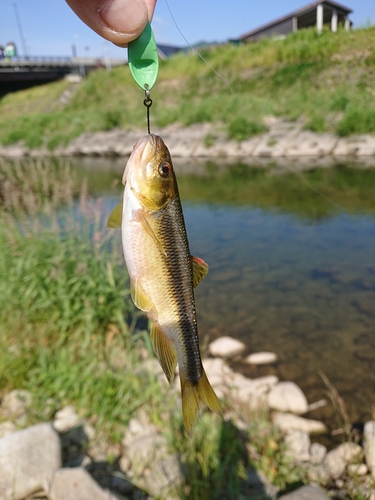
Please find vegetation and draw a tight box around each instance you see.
[1,26,375,149]
[0,158,310,496]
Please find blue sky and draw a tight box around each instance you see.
[1,0,374,59]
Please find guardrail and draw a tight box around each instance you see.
[0,56,127,68]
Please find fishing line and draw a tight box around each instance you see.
[164,0,234,94]
[162,1,374,216]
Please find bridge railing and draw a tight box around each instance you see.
[0,56,73,67]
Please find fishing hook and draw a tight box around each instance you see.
[143,85,153,134]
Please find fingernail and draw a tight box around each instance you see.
[98,0,147,34]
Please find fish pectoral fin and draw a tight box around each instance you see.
[136,210,167,257]
[107,201,123,229]
[191,256,209,288]
[130,279,154,312]
[180,368,222,435]
[150,323,177,385]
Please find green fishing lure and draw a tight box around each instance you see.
[128,22,159,91]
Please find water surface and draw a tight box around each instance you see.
[78,157,375,429]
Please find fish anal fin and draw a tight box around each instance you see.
[107,201,123,229]
[180,368,222,435]
[130,279,153,312]
[191,256,209,288]
[136,210,167,257]
[150,323,177,384]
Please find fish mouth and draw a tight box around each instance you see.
[122,134,161,185]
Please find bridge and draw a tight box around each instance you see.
[0,56,126,94]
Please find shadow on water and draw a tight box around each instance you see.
[36,157,375,433]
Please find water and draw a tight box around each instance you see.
[78,157,375,430]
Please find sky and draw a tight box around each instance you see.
[1,0,374,60]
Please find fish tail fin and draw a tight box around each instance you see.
[180,368,222,435]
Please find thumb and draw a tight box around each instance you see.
[66,0,156,47]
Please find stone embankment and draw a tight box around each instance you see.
[1,337,375,500]
[1,120,375,167]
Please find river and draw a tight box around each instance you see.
[77,156,375,432]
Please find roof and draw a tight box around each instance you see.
[239,0,353,40]
[156,44,184,59]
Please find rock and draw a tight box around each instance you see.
[0,423,61,500]
[364,421,375,477]
[279,485,330,499]
[273,412,327,435]
[324,442,363,479]
[126,433,168,473]
[53,405,80,432]
[306,465,330,484]
[267,382,308,415]
[209,336,246,357]
[347,463,368,476]
[287,131,338,156]
[284,431,311,462]
[229,373,278,409]
[245,351,278,365]
[0,421,17,438]
[144,454,184,499]
[48,467,118,500]
[203,357,232,390]
[1,390,32,419]
[309,442,327,465]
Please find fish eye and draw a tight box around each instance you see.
[159,162,171,178]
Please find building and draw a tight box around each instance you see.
[239,0,353,42]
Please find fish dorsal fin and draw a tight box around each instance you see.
[130,279,154,312]
[107,201,123,229]
[191,256,209,288]
[150,323,177,385]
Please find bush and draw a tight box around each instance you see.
[228,117,266,141]
[337,108,375,136]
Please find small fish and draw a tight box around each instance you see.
[108,133,222,433]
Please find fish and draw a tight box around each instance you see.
[108,133,222,433]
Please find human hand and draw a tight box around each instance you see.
[66,0,157,47]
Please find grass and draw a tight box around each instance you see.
[0,157,157,438]
[1,26,375,149]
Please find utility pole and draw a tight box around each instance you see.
[13,2,28,59]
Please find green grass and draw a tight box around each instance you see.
[1,26,375,149]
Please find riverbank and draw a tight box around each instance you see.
[1,339,375,500]
[1,121,375,170]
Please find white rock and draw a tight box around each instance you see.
[0,421,17,438]
[310,442,327,465]
[279,485,330,500]
[347,463,368,476]
[126,433,168,473]
[48,467,118,500]
[1,390,32,418]
[273,412,327,435]
[144,454,184,499]
[0,423,61,500]
[284,431,311,462]
[324,442,363,479]
[245,352,278,365]
[252,375,279,393]
[209,336,246,357]
[267,382,308,415]
[53,405,80,433]
[364,420,375,477]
